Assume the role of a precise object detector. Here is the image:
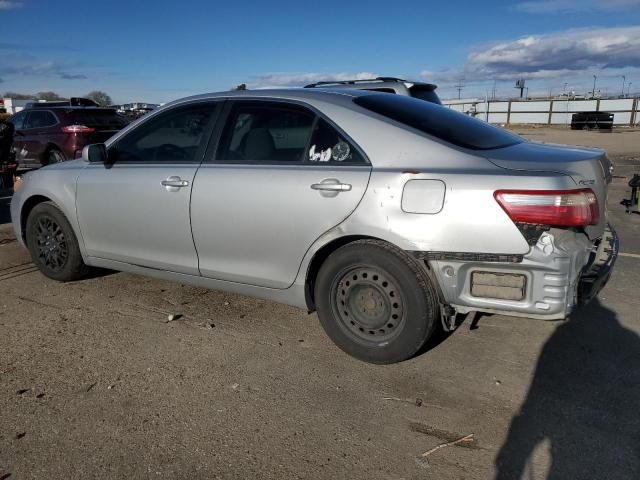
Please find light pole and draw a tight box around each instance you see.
[563,82,568,95]
[621,75,626,98]
[592,75,597,98]
[628,82,633,97]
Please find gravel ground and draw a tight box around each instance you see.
[0,127,639,479]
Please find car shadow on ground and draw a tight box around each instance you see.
[494,299,640,479]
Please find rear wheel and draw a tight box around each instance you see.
[315,239,439,364]
[46,148,65,165]
[25,202,90,281]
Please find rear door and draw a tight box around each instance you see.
[76,101,221,274]
[190,100,371,289]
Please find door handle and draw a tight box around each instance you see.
[161,176,189,188]
[310,180,352,192]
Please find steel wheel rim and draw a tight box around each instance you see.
[35,215,68,271]
[332,266,405,343]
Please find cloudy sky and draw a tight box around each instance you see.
[1,0,639,102]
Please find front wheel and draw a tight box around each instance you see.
[25,202,90,281]
[315,240,439,364]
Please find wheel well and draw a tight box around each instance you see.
[304,235,382,311]
[20,195,51,241]
[42,144,63,163]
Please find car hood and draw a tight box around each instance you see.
[483,141,613,239]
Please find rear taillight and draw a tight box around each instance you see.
[62,125,95,133]
[494,189,599,227]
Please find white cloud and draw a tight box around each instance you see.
[514,0,640,14]
[250,71,378,88]
[464,26,640,80]
[0,1,23,9]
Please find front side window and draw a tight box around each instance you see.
[8,111,27,130]
[217,103,315,162]
[111,103,218,162]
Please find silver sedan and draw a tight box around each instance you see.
[11,89,617,363]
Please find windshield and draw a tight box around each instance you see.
[354,94,523,150]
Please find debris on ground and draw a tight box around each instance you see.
[165,314,183,323]
[421,433,475,457]
[382,396,443,409]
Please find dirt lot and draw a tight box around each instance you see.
[1,127,639,479]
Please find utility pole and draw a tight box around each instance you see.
[592,75,597,98]
[492,80,497,100]
[455,81,464,100]
[621,75,626,97]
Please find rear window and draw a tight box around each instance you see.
[354,94,523,150]
[68,109,129,129]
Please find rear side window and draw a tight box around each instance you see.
[24,110,57,129]
[69,109,129,129]
[307,118,365,164]
[217,103,315,162]
[354,94,522,150]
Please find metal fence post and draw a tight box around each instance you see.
[507,100,512,125]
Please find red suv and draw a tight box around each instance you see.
[8,103,129,169]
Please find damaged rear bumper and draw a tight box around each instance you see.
[578,225,618,304]
[419,224,618,321]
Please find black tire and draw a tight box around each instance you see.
[46,148,65,165]
[25,201,90,281]
[315,239,439,364]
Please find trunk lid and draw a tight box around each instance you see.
[483,141,613,239]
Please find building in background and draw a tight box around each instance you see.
[2,98,32,114]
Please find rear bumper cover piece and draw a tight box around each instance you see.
[578,225,618,304]
[424,224,618,320]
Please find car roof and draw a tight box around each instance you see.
[164,88,375,110]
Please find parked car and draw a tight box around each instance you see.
[304,76,442,104]
[11,89,617,363]
[7,104,129,169]
[571,111,614,130]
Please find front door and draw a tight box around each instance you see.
[190,100,371,288]
[76,102,221,275]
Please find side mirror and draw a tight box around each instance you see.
[82,143,108,164]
